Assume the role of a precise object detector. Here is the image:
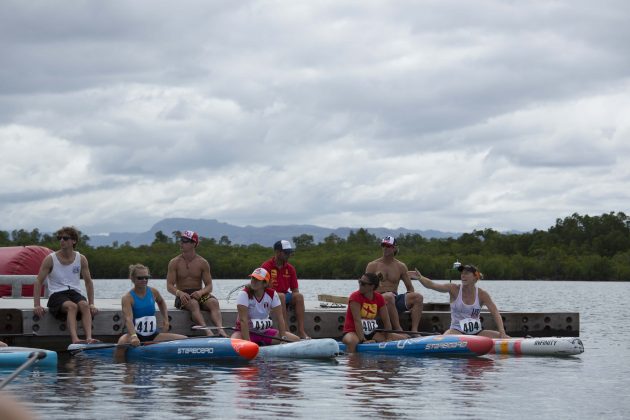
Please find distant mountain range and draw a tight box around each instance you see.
[87,218,460,247]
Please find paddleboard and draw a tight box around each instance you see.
[339,335,493,356]
[0,347,57,368]
[69,337,259,362]
[490,337,584,356]
[257,338,340,359]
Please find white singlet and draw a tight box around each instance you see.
[46,252,82,294]
[449,284,482,333]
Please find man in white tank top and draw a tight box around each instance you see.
[33,226,99,344]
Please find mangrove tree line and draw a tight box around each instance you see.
[1,212,629,281]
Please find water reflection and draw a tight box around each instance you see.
[58,355,97,397]
[235,360,303,397]
[339,354,498,417]
[343,354,404,417]
[445,357,495,392]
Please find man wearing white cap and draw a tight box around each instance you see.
[166,230,227,337]
[260,240,310,339]
[365,236,424,334]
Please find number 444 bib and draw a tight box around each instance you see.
[459,317,482,335]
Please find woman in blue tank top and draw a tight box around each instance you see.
[115,264,187,359]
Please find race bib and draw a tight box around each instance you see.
[361,319,378,336]
[135,315,157,336]
[250,318,273,331]
[459,317,482,335]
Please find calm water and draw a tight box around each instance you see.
[2,280,629,419]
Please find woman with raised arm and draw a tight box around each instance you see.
[231,268,300,345]
[410,264,509,338]
[342,272,406,353]
[115,264,187,359]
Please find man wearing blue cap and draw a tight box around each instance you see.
[261,240,310,339]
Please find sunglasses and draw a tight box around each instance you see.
[135,276,150,280]
[57,236,72,241]
[180,238,193,243]
[358,280,371,286]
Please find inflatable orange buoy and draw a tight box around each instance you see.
[0,246,52,297]
[230,338,259,360]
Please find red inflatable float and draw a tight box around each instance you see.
[0,246,52,297]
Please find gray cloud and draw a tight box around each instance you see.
[1,0,629,234]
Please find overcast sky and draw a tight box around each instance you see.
[1,0,629,235]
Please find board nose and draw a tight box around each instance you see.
[230,338,259,360]
[465,335,494,355]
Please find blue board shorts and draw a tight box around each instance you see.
[395,293,409,313]
[284,291,293,306]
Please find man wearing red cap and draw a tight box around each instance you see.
[260,240,310,339]
[166,230,227,337]
[365,236,423,334]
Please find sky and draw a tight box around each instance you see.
[1,0,629,235]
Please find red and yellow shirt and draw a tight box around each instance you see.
[343,290,385,333]
[261,257,299,294]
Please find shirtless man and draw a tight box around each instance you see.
[166,230,227,337]
[33,226,99,344]
[365,236,423,333]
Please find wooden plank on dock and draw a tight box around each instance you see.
[318,294,348,304]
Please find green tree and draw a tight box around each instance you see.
[293,234,314,249]
[153,230,170,244]
[0,230,10,246]
[346,228,378,246]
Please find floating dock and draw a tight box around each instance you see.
[1,295,579,351]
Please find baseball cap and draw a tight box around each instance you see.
[457,264,479,274]
[181,230,199,245]
[381,236,397,247]
[250,267,270,282]
[273,240,294,253]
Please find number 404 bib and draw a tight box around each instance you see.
[459,317,482,335]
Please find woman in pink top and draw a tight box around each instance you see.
[410,264,508,338]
